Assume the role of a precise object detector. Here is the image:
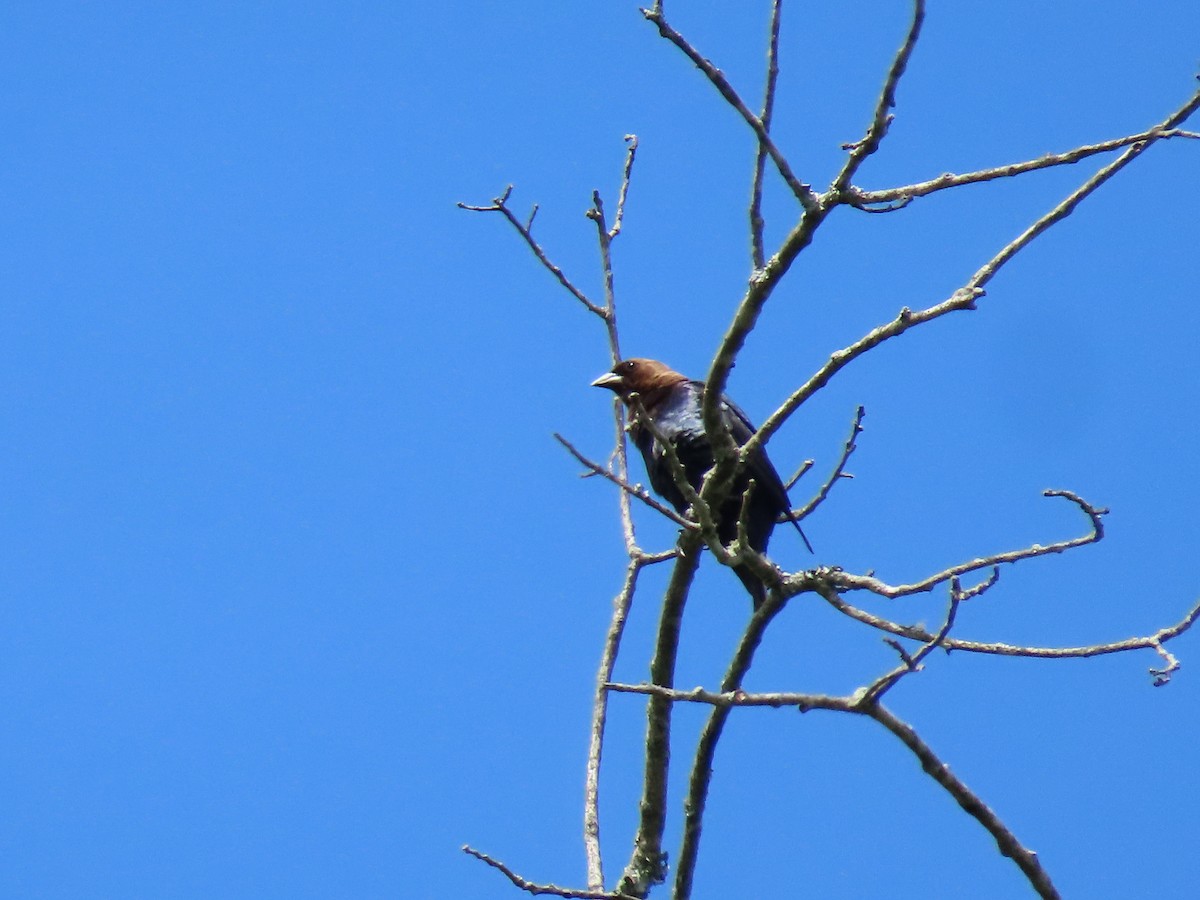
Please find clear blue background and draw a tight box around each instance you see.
[2,2,1198,898]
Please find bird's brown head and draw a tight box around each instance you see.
[591,358,688,402]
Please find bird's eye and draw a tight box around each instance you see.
[622,361,635,372]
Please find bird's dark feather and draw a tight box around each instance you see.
[593,358,811,610]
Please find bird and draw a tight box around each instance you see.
[592,357,811,609]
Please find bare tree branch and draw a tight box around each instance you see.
[616,536,705,896]
[792,405,864,521]
[743,83,1200,463]
[970,88,1200,292]
[580,139,643,891]
[830,0,926,194]
[817,489,1105,599]
[845,126,1200,207]
[817,587,1200,685]
[750,0,784,270]
[640,2,819,212]
[609,135,639,239]
[463,845,640,900]
[861,583,962,704]
[462,5,1200,894]
[458,186,606,318]
[554,432,697,531]
[783,458,814,492]
[604,685,1062,898]
[463,139,648,893]
[862,704,1061,900]
[675,592,789,898]
[584,560,639,890]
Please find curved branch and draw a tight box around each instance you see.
[863,705,1061,900]
[820,489,1105,599]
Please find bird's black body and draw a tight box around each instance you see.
[593,358,810,609]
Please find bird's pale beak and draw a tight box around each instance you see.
[591,372,624,391]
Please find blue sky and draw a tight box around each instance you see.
[2,2,1199,898]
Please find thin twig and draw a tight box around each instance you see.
[783,459,814,491]
[610,135,639,239]
[818,588,1200,685]
[458,186,606,318]
[792,405,864,520]
[641,3,818,212]
[860,583,962,703]
[817,489,1105,599]
[971,90,1200,292]
[750,0,785,270]
[584,560,641,889]
[581,139,643,890]
[464,140,647,892]
[463,845,640,900]
[845,126,1200,207]
[554,432,698,531]
[829,0,926,194]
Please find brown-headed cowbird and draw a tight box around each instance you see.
[592,357,811,609]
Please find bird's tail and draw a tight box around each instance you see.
[788,513,815,554]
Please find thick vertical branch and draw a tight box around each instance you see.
[616,536,704,897]
[674,593,789,899]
